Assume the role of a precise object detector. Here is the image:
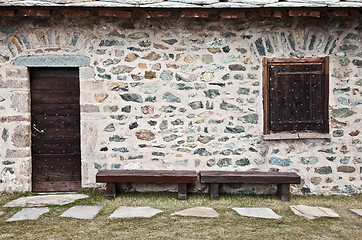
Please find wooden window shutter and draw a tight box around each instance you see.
[264,57,328,134]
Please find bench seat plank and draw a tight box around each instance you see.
[96,170,198,183]
[200,171,300,184]
[96,170,198,200]
[199,171,300,201]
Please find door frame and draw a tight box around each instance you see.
[12,55,90,191]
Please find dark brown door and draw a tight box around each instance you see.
[31,68,81,192]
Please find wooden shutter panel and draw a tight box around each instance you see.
[269,63,325,132]
[269,64,289,131]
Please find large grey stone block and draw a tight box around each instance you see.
[11,124,30,148]
[5,149,30,158]
[109,206,163,218]
[5,67,29,79]
[60,206,102,219]
[11,92,29,113]
[3,194,88,207]
[171,207,219,218]
[6,207,50,222]
[350,209,362,217]
[13,55,90,67]
[80,67,95,80]
[290,205,340,219]
[232,208,282,219]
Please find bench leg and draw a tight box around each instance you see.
[178,183,187,200]
[106,183,116,200]
[277,184,290,202]
[209,183,219,200]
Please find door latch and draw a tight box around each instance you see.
[32,124,45,134]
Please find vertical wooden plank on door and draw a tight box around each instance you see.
[323,57,329,133]
[262,58,270,134]
[31,68,81,192]
[309,64,323,131]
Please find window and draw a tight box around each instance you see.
[263,57,329,135]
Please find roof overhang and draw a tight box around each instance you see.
[0,0,361,9]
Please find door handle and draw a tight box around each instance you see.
[32,124,45,134]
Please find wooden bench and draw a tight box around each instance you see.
[199,171,301,201]
[96,170,198,200]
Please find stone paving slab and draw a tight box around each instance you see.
[290,205,340,220]
[350,209,362,216]
[109,206,163,219]
[3,194,88,207]
[60,206,103,220]
[232,208,282,219]
[171,207,219,218]
[6,207,50,222]
[0,211,4,216]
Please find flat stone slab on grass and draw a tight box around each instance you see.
[60,206,102,220]
[3,194,88,207]
[171,207,219,218]
[290,205,340,220]
[0,211,4,216]
[109,206,163,219]
[232,208,282,219]
[350,209,362,216]
[6,207,50,222]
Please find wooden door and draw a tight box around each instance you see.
[31,68,81,192]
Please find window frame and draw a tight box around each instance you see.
[263,57,329,135]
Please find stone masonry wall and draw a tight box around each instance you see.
[0,10,361,195]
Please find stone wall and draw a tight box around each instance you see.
[0,10,361,195]
[0,66,31,191]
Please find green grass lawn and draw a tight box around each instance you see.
[0,190,361,240]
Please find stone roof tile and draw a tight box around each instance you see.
[328,2,362,7]
[0,0,360,8]
[228,0,279,5]
[102,0,164,4]
[143,1,195,7]
[264,2,327,7]
[67,1,133,7]
[168,0,219,5]
[206,2,259,8]
[286,0,340,3]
